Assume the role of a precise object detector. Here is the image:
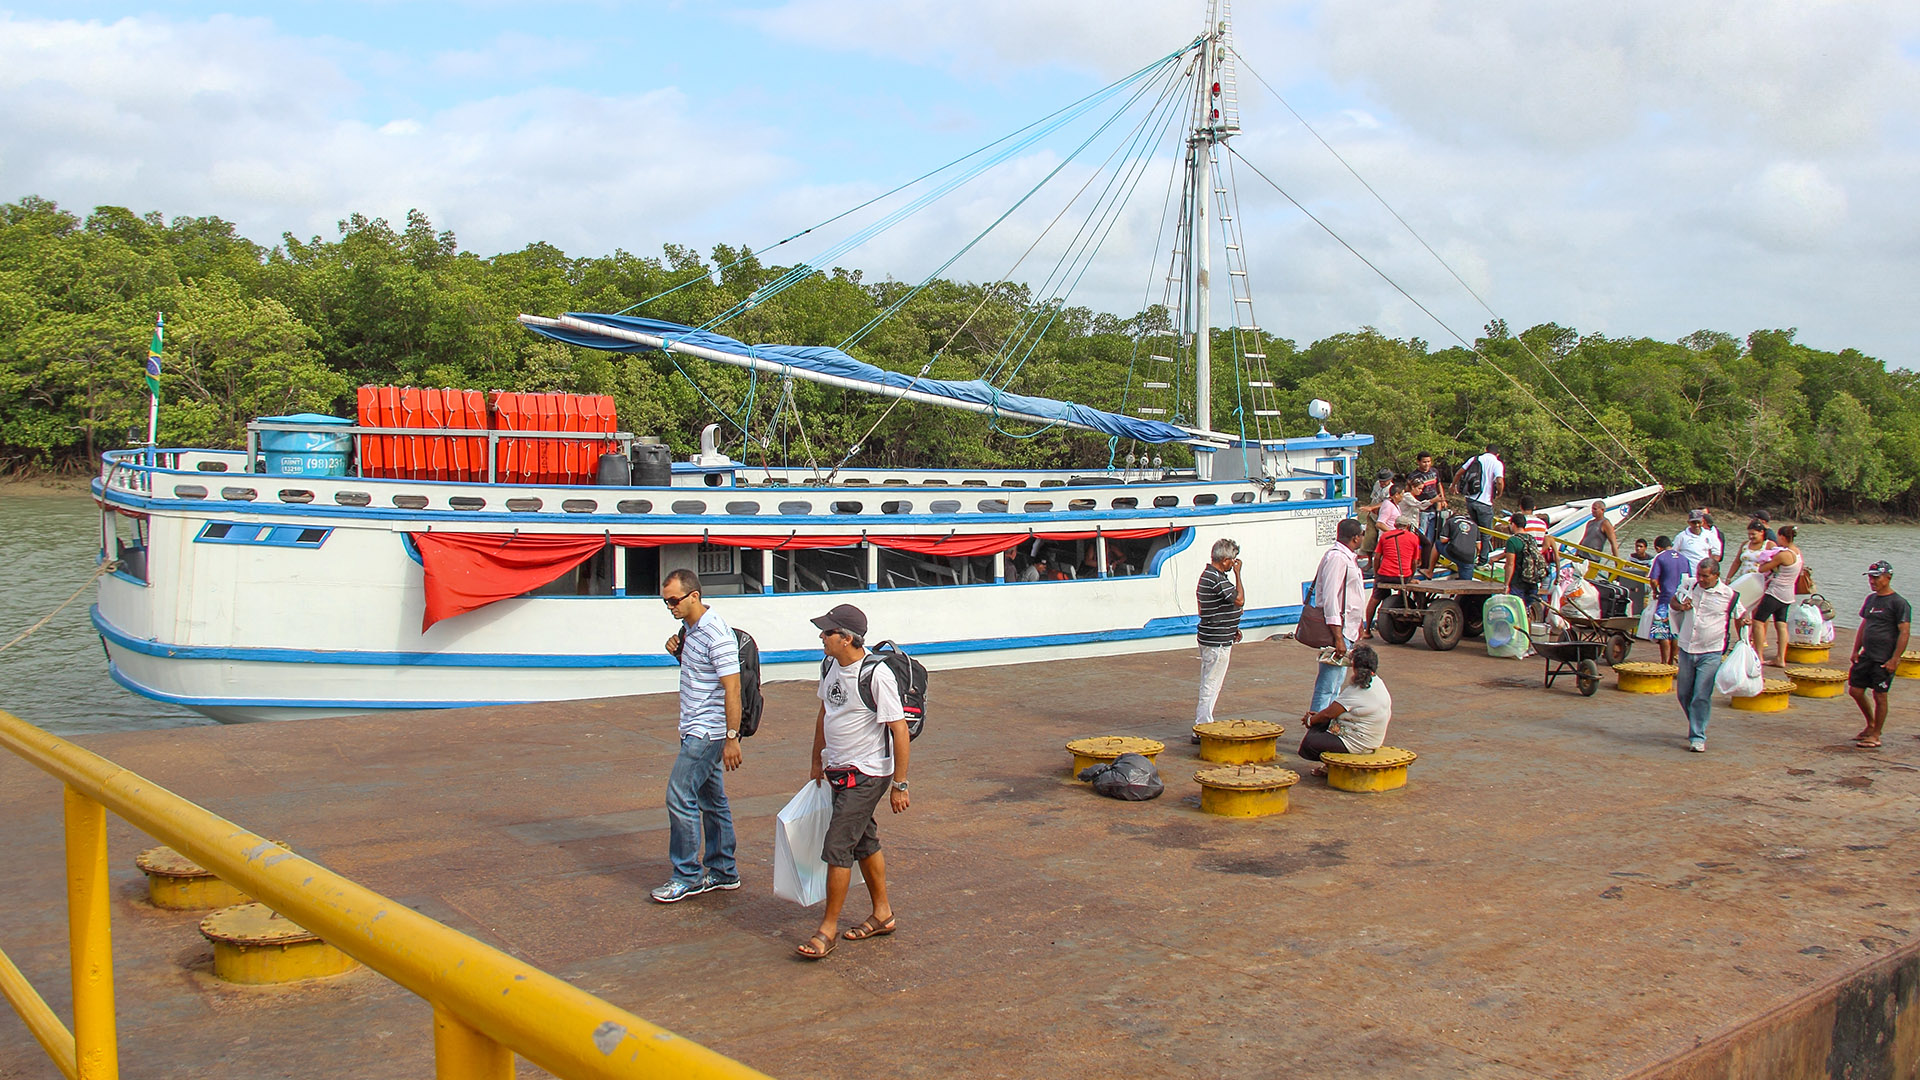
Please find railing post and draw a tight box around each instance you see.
[433,1002,512,1080]
[63,785,118,1080]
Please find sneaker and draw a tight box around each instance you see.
[1688,739,1706,753]
[650,878,708,903]
[700,871,741,892]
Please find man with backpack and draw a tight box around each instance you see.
[1502,511,1550,617]
[653,569,744,903]
[796,603,914,960]
[1454,443,1505,560]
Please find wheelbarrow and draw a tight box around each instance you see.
[1557,612,1640,667]
[1537,637,1606,696]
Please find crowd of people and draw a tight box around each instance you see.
[1208,443,1911,761]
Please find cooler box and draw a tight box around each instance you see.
[259,414,353,476]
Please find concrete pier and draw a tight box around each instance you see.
[1,637,1917,1078]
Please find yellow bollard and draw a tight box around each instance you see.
[1065,736,1164,778]
[1192,719,1285,764]
[1193,764,1299,817]
[1784,643,1829,665]
[1319,747,1419,792]
[136,846,253,910]
[1787,666,1849,698]
[435,1002,514,1080]
[1614,661,1677,694]
[1899,651,1920,679]
[64,785,119,1080]
[1730,679,1794,712]
[199,903,360,985]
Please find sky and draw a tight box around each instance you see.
[4,1,1918,367]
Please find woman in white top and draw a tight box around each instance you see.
[1297,645,1392,776]
[1733,520,1778,582]
[1752,523,1801,667]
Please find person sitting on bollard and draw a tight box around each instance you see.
[1297,645,1391,777]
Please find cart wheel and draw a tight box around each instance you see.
[1577,659,1600,697]
[1604,634,1632,667]
[1464,596,1486,639]
[1423,598,1465,651]
[1377,594,1416,645]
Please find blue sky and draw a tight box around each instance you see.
[5,2,1919,367]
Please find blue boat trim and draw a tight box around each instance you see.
[93,601,1301,675]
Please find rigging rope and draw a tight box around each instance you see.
[1,561,113,655]
[1225,145,1647,485]
[1231,48,1658,487]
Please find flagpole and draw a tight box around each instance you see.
[145,312,163,468]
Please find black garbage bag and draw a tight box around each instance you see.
[1078,752,1164,801]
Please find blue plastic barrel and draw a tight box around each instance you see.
[258,414,354,477]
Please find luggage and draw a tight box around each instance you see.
[1593,579,1632,620]
[1078,753,1164,801]
[1483,594,1530,659]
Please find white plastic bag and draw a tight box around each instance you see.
[1787,602,1824,645]
[1716,641,1764,698]
[772,780,860,907]
[1635,603,1657,641]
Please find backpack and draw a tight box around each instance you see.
[1445,515,1481,567]
[1459,457,1485,499]
[733,629,765,737]
[819,640,928,742]
[1515,536,1550,586]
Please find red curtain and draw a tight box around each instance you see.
[414,533,608,630]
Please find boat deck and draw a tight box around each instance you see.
[2,640,1917,1078]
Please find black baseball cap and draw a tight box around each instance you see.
[811,604,869,636]
[1864,561,1894,578]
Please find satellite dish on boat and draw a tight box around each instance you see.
[1308,399,1332,437]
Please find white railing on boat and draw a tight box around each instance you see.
[97,449,1344,523]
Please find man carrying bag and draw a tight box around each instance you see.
[1303,518,1367,713]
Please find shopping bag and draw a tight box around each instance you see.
[772,780,860,906]
[1635,603,1657,641]
[1716,641,1764,698]
[1296,599,1335,649]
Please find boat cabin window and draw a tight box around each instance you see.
[107,510,148,583]
[1008,537,1154,581]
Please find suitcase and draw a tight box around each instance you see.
[1593,579,1631,620]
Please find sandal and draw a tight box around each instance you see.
[1854,739,1882,749]
[1310,765,1328,778]
[843,915,897,941]
[796,932,837,960]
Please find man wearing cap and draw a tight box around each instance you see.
[796,604,912,959]
[1672,511,1720,575]
[652,568,744,904]
[1847,561,1911,749]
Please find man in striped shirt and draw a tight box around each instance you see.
[1193,538,1247,741]
[651,568,746,904]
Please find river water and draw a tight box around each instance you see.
[2,494,1916,737]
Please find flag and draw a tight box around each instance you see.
[145,313,164,397]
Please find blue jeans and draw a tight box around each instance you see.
[666,734,735,884]
[1675,650,1723,743]
[1310,642,1354,713]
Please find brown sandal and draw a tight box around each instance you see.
[843,915,896,941]
[796,932,837,960]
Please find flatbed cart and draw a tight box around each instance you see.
[1555,612,1640,667]
[1373,578,1509,651]
[1537,637,1606,696]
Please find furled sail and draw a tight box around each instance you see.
[519,313,1197,444]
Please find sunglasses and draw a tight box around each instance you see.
[662,591,695,607]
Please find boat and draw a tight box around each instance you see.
[88,4,1653,722]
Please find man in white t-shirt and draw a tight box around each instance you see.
[1672,510,1720,575]
[1453,443,1506,558]
[795,604,913,960]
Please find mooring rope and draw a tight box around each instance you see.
[0,561,114,655]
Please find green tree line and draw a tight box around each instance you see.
[3,195,1916,515]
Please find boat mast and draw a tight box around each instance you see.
[1187,1,1237,442]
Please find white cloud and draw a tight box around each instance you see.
[0,13,789,258]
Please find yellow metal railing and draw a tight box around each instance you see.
[1481,526,1652,586]
[0,710,773,1080]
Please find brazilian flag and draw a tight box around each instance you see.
[145,313,163,396]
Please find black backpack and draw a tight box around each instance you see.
[734,629,765,738]
[820,640,928,741]
[1459,457,1485,499]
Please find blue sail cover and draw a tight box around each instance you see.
[525,313,1193,444]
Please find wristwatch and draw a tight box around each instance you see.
[890,780,909,792]
[725,730,740,740]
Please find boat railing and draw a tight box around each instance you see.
[1482,526,1653,586]
[97,449,1335,522]
[0,708,771,1080]
[245,418,636,484]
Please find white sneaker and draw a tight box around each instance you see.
[1688,739,1706,753]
